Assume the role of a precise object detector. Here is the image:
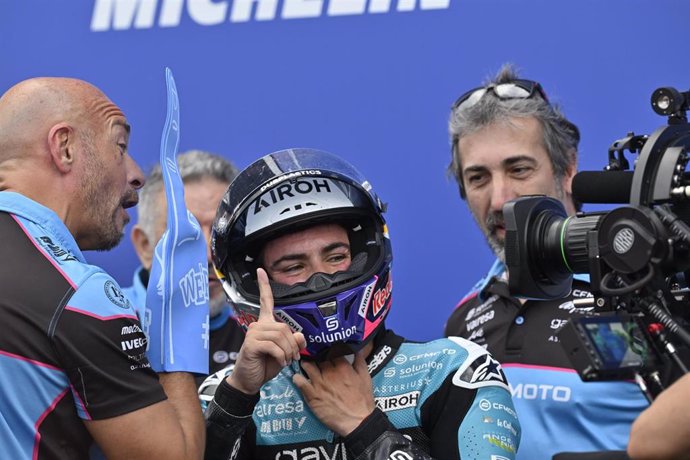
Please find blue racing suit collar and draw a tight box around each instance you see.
[0,191,86,263]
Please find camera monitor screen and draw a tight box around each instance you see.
[580,316,650,370]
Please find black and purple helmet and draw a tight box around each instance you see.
[211,148,393,361]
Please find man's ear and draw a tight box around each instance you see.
[131,225,154,270]
[47,123,74,173]
[561,151,579,215]
[563,163,577,195]
[563,150,578,194]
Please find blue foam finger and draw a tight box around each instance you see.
[144,68,210,374]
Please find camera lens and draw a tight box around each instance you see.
[504,196,604,299]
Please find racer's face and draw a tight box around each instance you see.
[262,223,352,285]
[457,116,575,261]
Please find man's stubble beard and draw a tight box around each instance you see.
[80,144,126,251]
[472,179,567,266]
[209,292,229,318]
[471,209,506,263]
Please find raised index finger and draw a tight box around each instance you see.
[256,268,275,322]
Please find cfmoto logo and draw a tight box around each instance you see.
[393,354,407,365]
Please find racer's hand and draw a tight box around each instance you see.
[227,268,306,395]
[293,350,375,436]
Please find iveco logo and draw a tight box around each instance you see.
[613,227,635,254]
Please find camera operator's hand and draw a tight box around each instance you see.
[226,268,306,395]
[293,351,376,436]
[628,372,690,460]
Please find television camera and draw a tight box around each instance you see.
[503,86,690,398]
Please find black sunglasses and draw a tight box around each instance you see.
[450,79,551,199]
[452,79,549,112]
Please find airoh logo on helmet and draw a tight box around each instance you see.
[274,310,304,332]
[253,177,334,214]
[259,170,322,192]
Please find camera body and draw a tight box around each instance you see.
[504,87,690,385]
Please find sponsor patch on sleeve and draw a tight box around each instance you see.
[104,280,132,310]
[449,337,510,391]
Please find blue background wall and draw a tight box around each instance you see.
[3,0,689,341]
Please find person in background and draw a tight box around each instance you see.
[202,148,520,460]
[0,77,203,459]
[444,64,649,459]
[125,150,244,386]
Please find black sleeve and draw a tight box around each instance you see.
[420,372,475,459]
[205,379,259,460]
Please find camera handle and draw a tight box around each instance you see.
[606,132,647,171]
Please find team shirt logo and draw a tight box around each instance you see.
[104,280,131,309]
[448,337,509,391]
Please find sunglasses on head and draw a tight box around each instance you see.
[452,79,549,112]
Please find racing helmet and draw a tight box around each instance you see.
[211,148,393,361]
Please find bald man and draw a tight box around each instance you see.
[0,78,204,459]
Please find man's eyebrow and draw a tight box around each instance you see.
[463,164,487,176]
[463,155,538,176]
[113,119,131,134]
[502,155,537,167]
[268,242,350,269]
[269,253,306,270]
[321,242,350,254]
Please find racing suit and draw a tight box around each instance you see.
[0,192,165,459]
[123,266,244,386]
[205,329,521,460]
[444,259,649,459]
